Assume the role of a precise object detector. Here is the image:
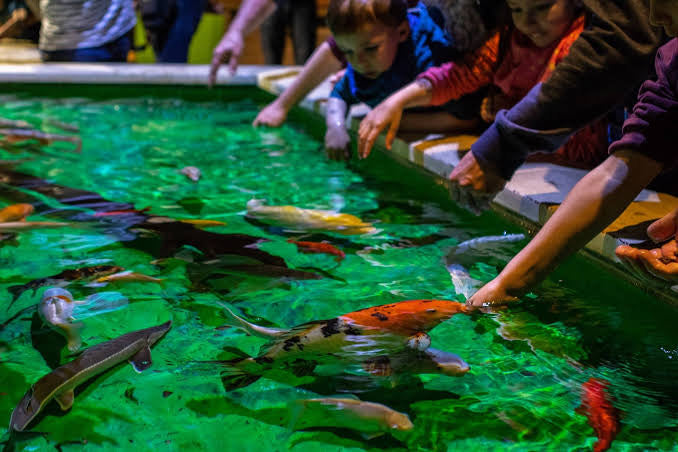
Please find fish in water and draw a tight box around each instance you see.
[576,378,620,452]
[0,128,82,152]
[0,203,34,222]
[0,221,71,232]
[92,207,151,217]
[7,265,124,308]
[287,239,345,262]
[38,288,129,352]
[94,270,164,285]
[246,199,376,235]
[217,299,469,390]
[9,320,171,431]
[180,166,201,182]
[178,219,226,228]
[291,398,413,436]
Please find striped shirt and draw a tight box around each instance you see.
[39,0,136,51]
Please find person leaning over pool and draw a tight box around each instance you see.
[323,0,486,161]
[465,0,678,307]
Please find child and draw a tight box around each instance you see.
[324,0,481,160]
[357,0,608,169]
[466,0,678,306]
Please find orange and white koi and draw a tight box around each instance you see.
[0,203,34,222]
[287,239,345,261]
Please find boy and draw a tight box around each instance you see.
[324,0,478,160]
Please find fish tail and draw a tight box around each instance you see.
[72,292,129,319]
[215,346,266,391]
[6,285,24,305]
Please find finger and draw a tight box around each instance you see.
[385,114,401,150]
[228,53,238,75]
[361,129,380,159]
[208,52,224,88]
[648,210,678,243]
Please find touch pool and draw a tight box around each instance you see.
[0,85,678,451]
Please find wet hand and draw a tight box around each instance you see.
[448,151,506,215]
[325,126,351,161]
[208,32,244,87]
[616,241,678,284]
[357,100,403,160]
[253,101,288,127]
[465,277,519,308]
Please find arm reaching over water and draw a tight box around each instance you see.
[254,42,345,127]
[325,97,351,161]
[467,150,663,307]
[449,0,663,212]
[208,0,277,86]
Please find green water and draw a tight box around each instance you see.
[1,87,678,451]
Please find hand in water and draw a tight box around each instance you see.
[253,101,288,127]
[465,277,519,308]
[449,151,506,215]
[208,32,244,87]
[324,125,351,161]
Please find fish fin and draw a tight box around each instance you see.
[73,292,128,319]
[221,372,261,392]
[362,432,385,440]
[217,302,287,338]
[129,344,152,372]
[55,389,74,411]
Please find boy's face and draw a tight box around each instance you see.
[650,0,678,37]
[333,21,409,79]
[506,0,579,48]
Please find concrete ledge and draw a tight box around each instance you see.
[0,62,675,300]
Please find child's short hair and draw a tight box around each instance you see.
[327,0,408,35]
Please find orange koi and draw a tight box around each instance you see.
[576,378,620,452]
[0,203,34,222]
[179,219,226,228]
[287,239,345,262]
[218,299,470,390]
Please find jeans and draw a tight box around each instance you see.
[260,0,316,65]
[151,0,207,63]
[40,33,132,62]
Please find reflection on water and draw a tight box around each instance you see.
[0,94,677,450]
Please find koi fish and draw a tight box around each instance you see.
[0,118,32,129]
[576,378,620,452]
[0,128,82,152]
[38,288,129,351]
[0,221,71,232]
[95,270,163,285]
[180,166,201,182]
[0,203,34,222]
[292,398,413,436]
[7,265,124,308]
[217,299,469,390]
[92,207,150,217]
[178,219,226,228]
[287,239,345,262]
[246,199,375,235]
[9,320,171,431]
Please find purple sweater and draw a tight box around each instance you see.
[608,38,678,172]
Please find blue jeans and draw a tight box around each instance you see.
[41,33,131,62]
[260,0,316,65]
[157,0,206,63]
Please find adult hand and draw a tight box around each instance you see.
[357,99,403,160]
[465,277,519,308]
[253,100,288,127]
[615,208,678,284]
[208,31,244,87]
[325,126,351,161]
[448,151,506,215]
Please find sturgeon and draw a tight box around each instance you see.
[9,320,171,432]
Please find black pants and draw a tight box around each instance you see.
[260,0,316,65]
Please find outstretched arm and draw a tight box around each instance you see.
[254,42,345,127]
[467,149,663,306]
[208,0,277,86]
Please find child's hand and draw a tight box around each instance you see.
[329,69,346,86]
[358,99,403,160]
[325,125,351,161]
[253,101,288,127]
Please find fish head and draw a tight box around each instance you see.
[145,320,172,346]
[386,411,414,431]
[429,350,470,376]
[41,287,74,303]
[9,387,42,432]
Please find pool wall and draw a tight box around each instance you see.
[0,62,676,302]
